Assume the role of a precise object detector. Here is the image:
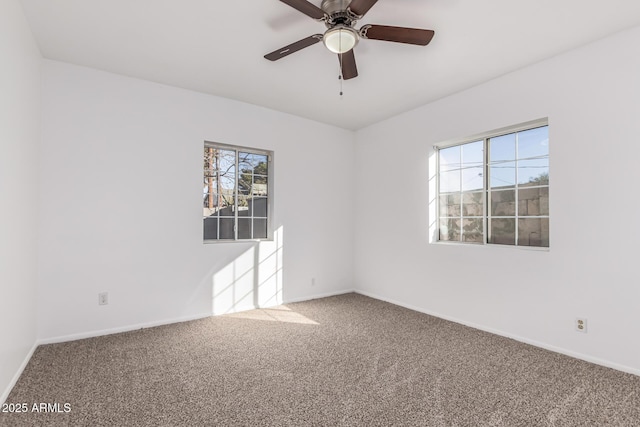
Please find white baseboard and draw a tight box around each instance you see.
[355,289,640,378]
[7,289,637,404]
[1,342,38,405]
[6,292,358,403]
[38,289,356,345]
[38,312,214,345]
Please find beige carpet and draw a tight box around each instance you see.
[1,293,639,426]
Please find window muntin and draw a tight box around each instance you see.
[437,123,549,247]
[203,143,272,241]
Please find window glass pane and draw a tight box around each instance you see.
[461,140,483,196]
[253,219,267,239]
[440,193,460,217]
[461,141,484,191]
[518,187,549,216]
[439,218,460,241]
[219,173,235,188]
[203,191,217,218]
[237,196,250,216]
[518,158,549,186]
[439,170,461,193]
[439,146,460,172]
[204,148,229,215]
[462,192,483,217]
[517,126,549,160]
[215,150,236,178]
[218,197,235,217]
[489,218,515,245]
[490,133,516,162]
[203,217,218,240]
[211,150,236,218]
[204,146,213,163]
[238,153,251,172]
[490,190,516,216]
[254,156,269,173]
[252,197,268,217]
[238,170,253,194]
[219,218,235,239]
[216,160,236,216]
[239,152,268,171]
[518,218,549,247]
[462,167,484,191]
[462,219,483,243]
[490,162,516,189]
[253,175,268,196]
[462,140,483,164]
[238,175,252,195]
[238,218,251,239]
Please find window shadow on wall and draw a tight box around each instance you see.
[211,226,284,315]
[428,152,438,242]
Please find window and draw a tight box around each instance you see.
[203,142,272,241]
[437,121,549,247]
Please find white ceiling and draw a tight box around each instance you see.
[20,0,640,130]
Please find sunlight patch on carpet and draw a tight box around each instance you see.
[226,305,319,325]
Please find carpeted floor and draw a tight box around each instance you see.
[1,293,639,426]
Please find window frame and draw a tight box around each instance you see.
[434,118,549,249]
[203,141,274,243]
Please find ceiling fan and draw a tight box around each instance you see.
[264,0,435,80]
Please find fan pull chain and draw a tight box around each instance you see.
[338,51,344,98]
[339,35,344,98]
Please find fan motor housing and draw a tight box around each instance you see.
[321,0,349,15]
[321,0,356,27]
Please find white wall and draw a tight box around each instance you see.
[9,8,639,398]
[0,0,41,403]
[38,60,355,341]
[354,25,640,374]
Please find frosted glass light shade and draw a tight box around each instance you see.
[323,26,358,54]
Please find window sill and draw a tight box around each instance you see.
[431,240,550,252]
[204,238,273,244]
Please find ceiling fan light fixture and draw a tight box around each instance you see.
[323,26,359,54]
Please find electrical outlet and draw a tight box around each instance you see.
[575,318,587,333]
[98,292,109,306]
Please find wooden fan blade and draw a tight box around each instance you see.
[279,0,326,20]
[347,0,379,17]
[339,49,358,80]
[361,25,435,46]
[264,35,323,61]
